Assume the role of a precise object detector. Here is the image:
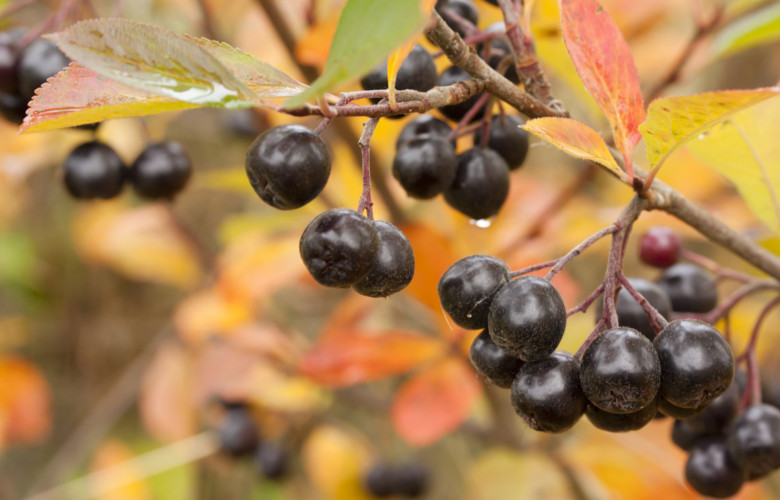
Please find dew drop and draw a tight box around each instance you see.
[470,218,493,228]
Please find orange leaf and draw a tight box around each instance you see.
[391,357,481,446]
[522,117,628,181]
[561,0,645,172]
[402,223,456,317]
[295,13,340,69]
[387,40,416,108]
[0,355,51,446]
[302,425,374,500]
[174,288,253,345]
[300,330,445,387]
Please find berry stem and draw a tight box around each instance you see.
[567,283,605,317]
[447,92,491,141]
[680,248,754,283]
[356,117,379,219]
[739,348,762,412]
[509,259,559,278]
[618,273,669,332]
[544,224,618,281]
[575,317,605,358]
[703,280,780,324]
[737,295,780,362]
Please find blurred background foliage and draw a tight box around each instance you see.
[2,0,780,498]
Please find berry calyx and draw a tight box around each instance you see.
[639,226,681,268]
[352,220,415,297]
[63,141,126,200]
[130,141,191,199]
[656,263,718,313]
[469,329,523,388]
[473,115,529,170]
[245,124,331,210]
[299,208,379,288]
[487,276,566,362]
[392,134,457,199]
[443,148,510,220]
[438,255,510,330]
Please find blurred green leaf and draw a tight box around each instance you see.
[714,2,780,58]
[0,231,41,294]
[284,0,432,107]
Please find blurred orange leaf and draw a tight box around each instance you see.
[295,13,340,69]
[561,0,645,170]
[391,357,481,446]
[174,288,253,345]
[302,425,374,500]
[0,355,50,446]
[300,330,445,387]
[402,222,455,318]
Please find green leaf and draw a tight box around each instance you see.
[686,96,780,234]
[639,88,780,169]
[48,18,260,108]
[284,0,432,108]
[714,2,780,58]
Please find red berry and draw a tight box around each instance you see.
[639,226,681,268]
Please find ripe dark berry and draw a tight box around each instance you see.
[487,276,566,362]
[352,220,415,297]
[0,92,27,124]
[63,141,125,199]
[218,406,259,456]
[0,30,21,94]
[365,463,395,497]
[130,141,191,199]
[672,419,706,451]
[510,351,587,432]
[299,208,379,288]
[656,263,718,313]
[436,0,479,39]
[436,66,486,123]
[610,277,672,340]
[395,463,429,498]
[392,134,457,199]
[396,115,453,149]
[469,329,523,388]
[585,399,657,433]
[254,442,288,480]
[245,124,331,210]
[17,38,69,101]
[654,319,734,409]
[360,44,436,102]
[473,115,529,170]
[580,327,661,414]
[639,226,681,268]
[728,403,780,478]
[443,148,510,220]
[438,255,510,329]
[657,398,707,419]
[685,436,745,498]
[685,380,740,435]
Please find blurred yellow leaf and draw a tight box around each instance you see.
[174,288,253,345]
[714,3,780,58]
[302,425,374,500]
[73,202,203,288]
[90,439,151,500]
[0,355,51,446]
[246,364,331,413]
[466,449,575,500]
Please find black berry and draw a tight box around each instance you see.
[685,436,745,498]
[17,38,69,102]
[487,276,566,362]
[473,115,528,170]
[0,92,27,124]
[0,30,21,94]
[443,148,510,220]
[245,124,331,210]
[254,442,288,480]
[365,463,395,497]
[436,0,479,39]
[585,399,657,432]
[392,134,457,199]
[396,463,429,498]
[364,462,428,498]
[63,141,125,199]
[580,327,661,414]
[685,380,740,435]
[610,277,672,340]
[656,263,718,313]
[438,255,510,329]
[352,220,415,297]
[130,141,191,199]
[511,351,587,432]
[299,208,379,288]
[728,403,780,478]
[672,419,706,451]
[654,319,734,409]
[360,44,436,104]
[218,406,259,456]
[469,328,523,388]
[436,66,486,123]
[657,398,707,419]
[639,226,681,268]
[396,115,453,149]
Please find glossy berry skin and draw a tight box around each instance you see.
[580,327,661,414]
[299,208,379,288]
[17,38,70,101]
[218,406,259,457]
[437,66,485,123]
[436,0,479,39]
[63,141,126,199]
[0,30,21,94]
[616,278,672,340]
[254,442,288,480]
[245,124,331,210]
[396,115,453,149]
[469,329,523,388]
[443,148,510,220]
[360,44,436,100]
[488,276,566,362]
[396,463,429,498]
[438,255,510,329]
[656,263,718,313]
[511,351,587,433]
[585,399,657,433]
[685,380,740,435]
[352,221,414,297]
[639,226,681,268]
[654,319,734,409]
[392,134,457,199]
[685,436,745,498]
[728,403,780,478]
[473,115,528,170]
[130,141,191,199]
[657,398,707,419]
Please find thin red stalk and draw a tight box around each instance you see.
[738,295,780,361]
[576,317,605,358]
[681,248,753,283]
[618,273,668,332]
[704,280,780,323]
[0,0,37,22]
[356,117,379,219]
[567,283,605,317]
[544,224,618,280]
[739,349,762,412]
[447,93,490,141]
[509,259,559,278]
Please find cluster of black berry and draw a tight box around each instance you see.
[63,140,192,200]
[364,461,429,498]
[0,31,70,124]
[216,401,289,481]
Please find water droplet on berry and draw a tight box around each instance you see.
[471,218,492,228]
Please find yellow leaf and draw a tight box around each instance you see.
[174,288,253,345]
[90,440,151,500]
[302,425,374,500]
[466,449,575,500]
[639,88,780,170]
[387,40,416,108]
[686,96,780,234]
[246,364,331,413]
[523,118,627,181]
